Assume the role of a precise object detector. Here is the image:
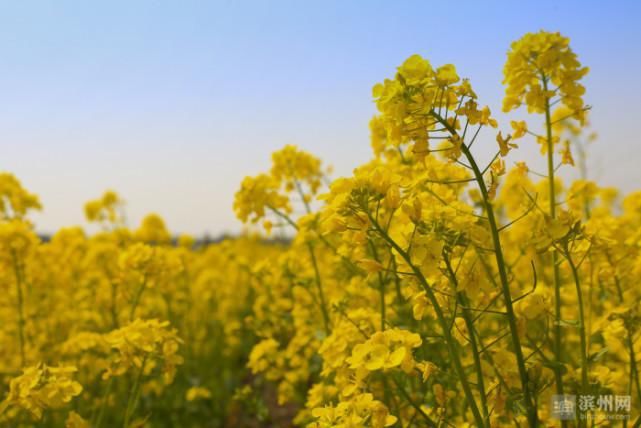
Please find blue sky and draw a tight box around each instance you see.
[2,1,640,235]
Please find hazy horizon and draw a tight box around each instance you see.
[3,0,640,236]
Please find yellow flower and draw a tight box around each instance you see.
[0,172,42,220]
[518,292,548,320]
[503,31,589,114]
[177,233,195,248]
[347,329,421,373]
[103,319,183,383]
[435,64,459,86]
[416,361,437,382]
[247,338,280,374]
[560,140,575,166]
[412,292,431,321]
[511,120,528,139]
[0,219,39,261]
[0,364,82,419]
[397,54,433,85]
[233,174,291,223]
[84,190,124,225]
[270,145,324,195]
[496,131,518,156]
[371,53,497,161]
[358,258,384,274]
[310,393,396,428]
[185,386,212,401]
[65,411,90,428]
[491,157,506,176]
[135,213,171,244]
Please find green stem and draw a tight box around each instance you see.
[123,357,147,428]
[391,376,437,427]
[129,273,148,322]
[562,247,589,394]
[11,250,26,367]
[368,240,386,331]
[444,254,490,425]
[628,332,641,411]
[269,205,362,276]
[293,178,312,214]
[307,243,331,335]
[95,377,114,428]
[543,78,566,404]
[111,281,119,328]
[431,111,537,427]
[464,147,536,426]
[367,213,485,428]
[614,276,641,406]
[267,206,299,230]
[379,274,386,331]
[267,206,331,335]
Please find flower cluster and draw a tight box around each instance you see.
[234,145,327,233]
[0,364,82,419]
[84,190,124,226]
[371,54,496,161]
[0,29,639,428]
[0,180,282,426]
[232,30,641,427]
[0,172,41,220]
[102,319,184,383]
[503,31,589,115]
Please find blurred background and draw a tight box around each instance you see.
[2,0,639,237]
